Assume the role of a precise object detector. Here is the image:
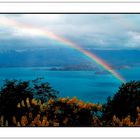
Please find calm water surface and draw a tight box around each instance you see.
[0,67,139,103]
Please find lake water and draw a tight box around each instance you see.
[0,67,139,103]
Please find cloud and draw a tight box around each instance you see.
[0,14,140,51]
[123,31,140,48]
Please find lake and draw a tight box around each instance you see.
[0,67,139,103]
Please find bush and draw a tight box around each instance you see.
[45,97,102,127]
[0,96,102,126]
[0,79,59,125]
[102,81,140,124]
[32,78,59,102]
[1,79,140,127]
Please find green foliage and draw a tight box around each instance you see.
[46,99,95,126]
[0,79,140,127]
[0,79,33,124]
[0,79,59,125]
[32,78,59,102]
[102,81,140,124]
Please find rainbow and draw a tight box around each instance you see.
[0,16,125,83]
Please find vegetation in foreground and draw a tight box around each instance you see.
[0,79,140,127]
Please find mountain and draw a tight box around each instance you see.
[0,49,139,70]
[91,50,140,68]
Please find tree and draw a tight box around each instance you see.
[0,78,59,125]
[32,78,59,103]
[102,81,140,124]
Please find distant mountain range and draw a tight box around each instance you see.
[0,49,139,70]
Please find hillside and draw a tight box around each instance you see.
[0,49,139,70]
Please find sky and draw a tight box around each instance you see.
[0,14,140,51]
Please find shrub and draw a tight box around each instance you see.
[32,78,59,102]
[102,81,140,124]
[0,96,102,127]
[1,79,140,127]
[45,97,102,127]
[0,79,59,125]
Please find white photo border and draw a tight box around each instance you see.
[1,0,140,3]
[1,3,140,13]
